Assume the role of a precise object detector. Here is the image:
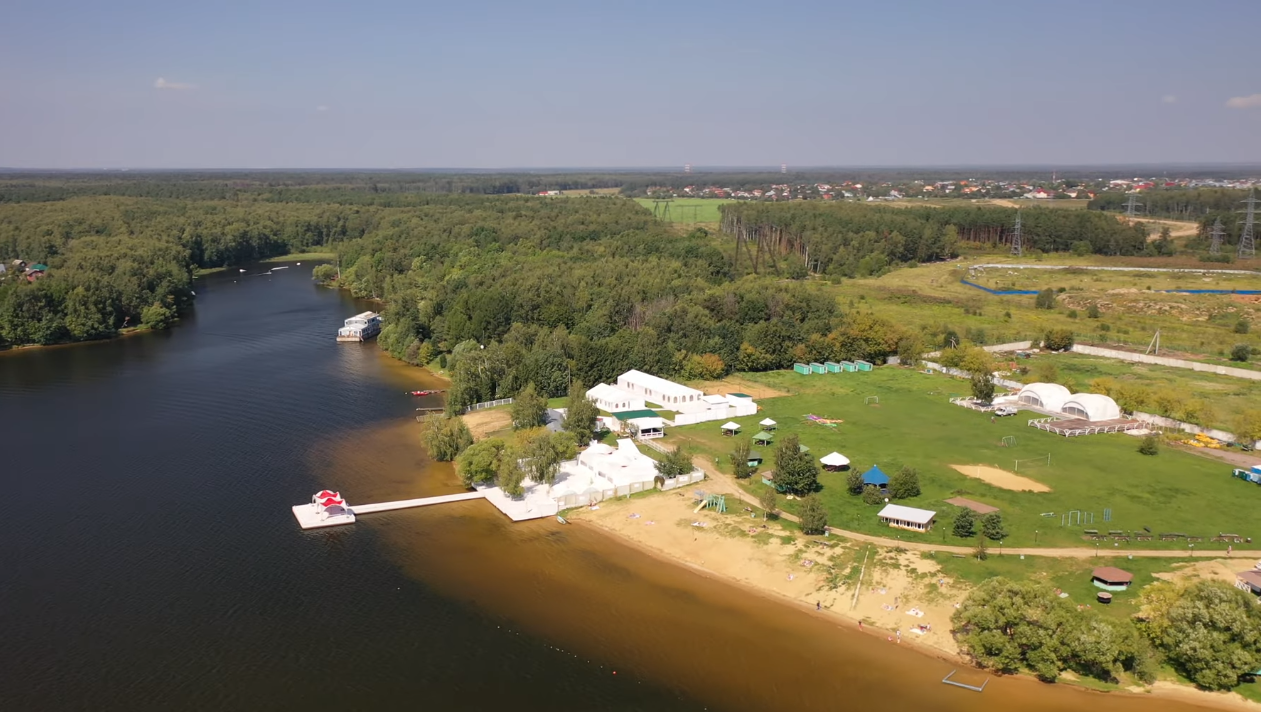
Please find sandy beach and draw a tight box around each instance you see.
[570,491,964,658]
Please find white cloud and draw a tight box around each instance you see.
[316,105,329,112]
[1160,95,1177,104]
[154,77,195,91]
[1226,93,1261,109]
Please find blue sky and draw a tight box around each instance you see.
[1,0,1259,169]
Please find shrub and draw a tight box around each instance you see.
[797,494,828,535]
[1230,343,1251,362]
[953,508,976,538]
[729,438,752,479]
[845,469,864,495]
[1034,289,1056,310]
[1086,303,1100,319]
[1234,319,1250,335]
[889,466,921,499]
[1138,434,1160,456]
[141,302,174,330]
[861,485,885,505]
[1071,241,1092,256]
[1043,328,1074,351]
[1067,309,1078,319]
[980,511,1006,540]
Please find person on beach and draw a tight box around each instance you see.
[816,601,821,611]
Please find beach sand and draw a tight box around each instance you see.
[571,493,964,657]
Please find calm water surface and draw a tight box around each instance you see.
[0,264,1216,712]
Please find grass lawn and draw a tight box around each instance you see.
[660,368,1258,550]
[634,197,732,224]
[1012,351,1261,432]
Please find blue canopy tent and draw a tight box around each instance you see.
[862,465,889,489]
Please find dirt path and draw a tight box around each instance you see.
[691,456,1261,559]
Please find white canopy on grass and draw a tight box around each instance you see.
[721,421,741,432]
[820,452,850,468]
[760,418,776,427]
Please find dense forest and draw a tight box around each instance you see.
[1090,188,1260,250]
[722,202,1151,276]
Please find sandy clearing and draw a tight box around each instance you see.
[573,493,963,656]
[1153,558,1248,586]
[950,464,1051,492]
[690,375,791,400]
[462,409,511,441]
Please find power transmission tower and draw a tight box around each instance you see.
[1208,217,1225,255]
[684,163,692,174]
[652,199,673,222]
[1145,329,1161,356]
[1238,188,1258,259]
[781,163,788,174]
[1010,211,1024,257]
[1124,194,1143,218]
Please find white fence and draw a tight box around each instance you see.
[1028,417,1143,437]
[1071,344,1261,381]
[923,362,1023,390]
[1131,411,1259,449]
[924,341,1033,359]
[463,397,514,413]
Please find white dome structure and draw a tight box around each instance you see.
[1017,382,1072,411]
[1062,393,1122,421]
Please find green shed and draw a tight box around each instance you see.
[855,360,874,371]
[793,363,811,375]
[824,361,842,373]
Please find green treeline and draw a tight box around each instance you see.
[1091,188,1261,249]
[321,196,910,412]
[722,203,1149,276]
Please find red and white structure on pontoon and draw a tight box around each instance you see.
[292,489,357,529]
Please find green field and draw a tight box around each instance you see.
[634,197,733,224]
[662,368,1258,550]
[832,259,1261,366]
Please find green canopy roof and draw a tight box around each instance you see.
[611,409,659,421]
[752,431,774,442]
[30,263,48,271]
[798,444,810,453]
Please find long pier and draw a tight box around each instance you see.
[352,491,484,514]
[293,491,486,529]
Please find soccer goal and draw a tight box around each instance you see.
[865,396,879,405]
[1014,453,1051,472]
[1001,436,1016,448]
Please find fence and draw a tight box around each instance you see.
[463,397,514,413]
[1131,411,1259,449]
[923,341,1033,359]
[960,280,1039,295]
[1028,417,1143,437]
[1070,344,1261,381]
[923,362,1024,390]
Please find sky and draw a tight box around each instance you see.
[1,0,1259,169]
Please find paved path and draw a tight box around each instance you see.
[691,456,1260,560]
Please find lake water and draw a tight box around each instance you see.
[0,263,1216,711]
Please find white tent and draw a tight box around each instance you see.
[720,421,741,432]
[819,452,850,468]
[1016,382,1071,411]
[760,417,777,429]
[1062,393,1122,421]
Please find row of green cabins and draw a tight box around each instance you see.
[793,360,873,375]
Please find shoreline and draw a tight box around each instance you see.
[573,495,1260,712]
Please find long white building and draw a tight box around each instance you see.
[585,383,645,413]
[617,369,706,411]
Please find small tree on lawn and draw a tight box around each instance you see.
[1234,409,1261,449]
[1035,289,1056,310]
[729,438,752,479]
[861,485,885,506]
[846,469,864,495]
[773,434,819,496]
[758,487,778,520]
[655,445,692,480]
[1230,343,1252,363]
[1043,328,1075,351]
[970,370,995,403]
[953,508,976,538]
[980,511,1006,540]
[496,452,526,498]
[888,466,921,499]
[511,382,548,430]
[798,494,828,535]
[1138,433,1160,456]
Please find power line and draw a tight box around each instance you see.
[1238,188,1257,260]
[1208,217,1225,255]
[1124,194,1143,218]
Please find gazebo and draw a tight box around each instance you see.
[1091,567,1134,591]
[862,465,889,491]
[752,431,774,445]
[798,443,810,454]
[720,421,741,436]
[820,452,850,471]
[312,490,349,521]
[760,418,777,431]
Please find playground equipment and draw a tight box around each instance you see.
[693,493,727,514]
[1104,508,1112,522]
[865,396,879,405]
[1001,436,1016,447]
[1062,510,1095,527]
[1013,453,1050,472]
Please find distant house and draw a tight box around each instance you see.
[26,263,48,282]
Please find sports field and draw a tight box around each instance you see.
[634,197,732,224]
[663,368,1258,550]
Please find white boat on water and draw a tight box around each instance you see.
[336,311,381,342]
[272,266,289,270]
